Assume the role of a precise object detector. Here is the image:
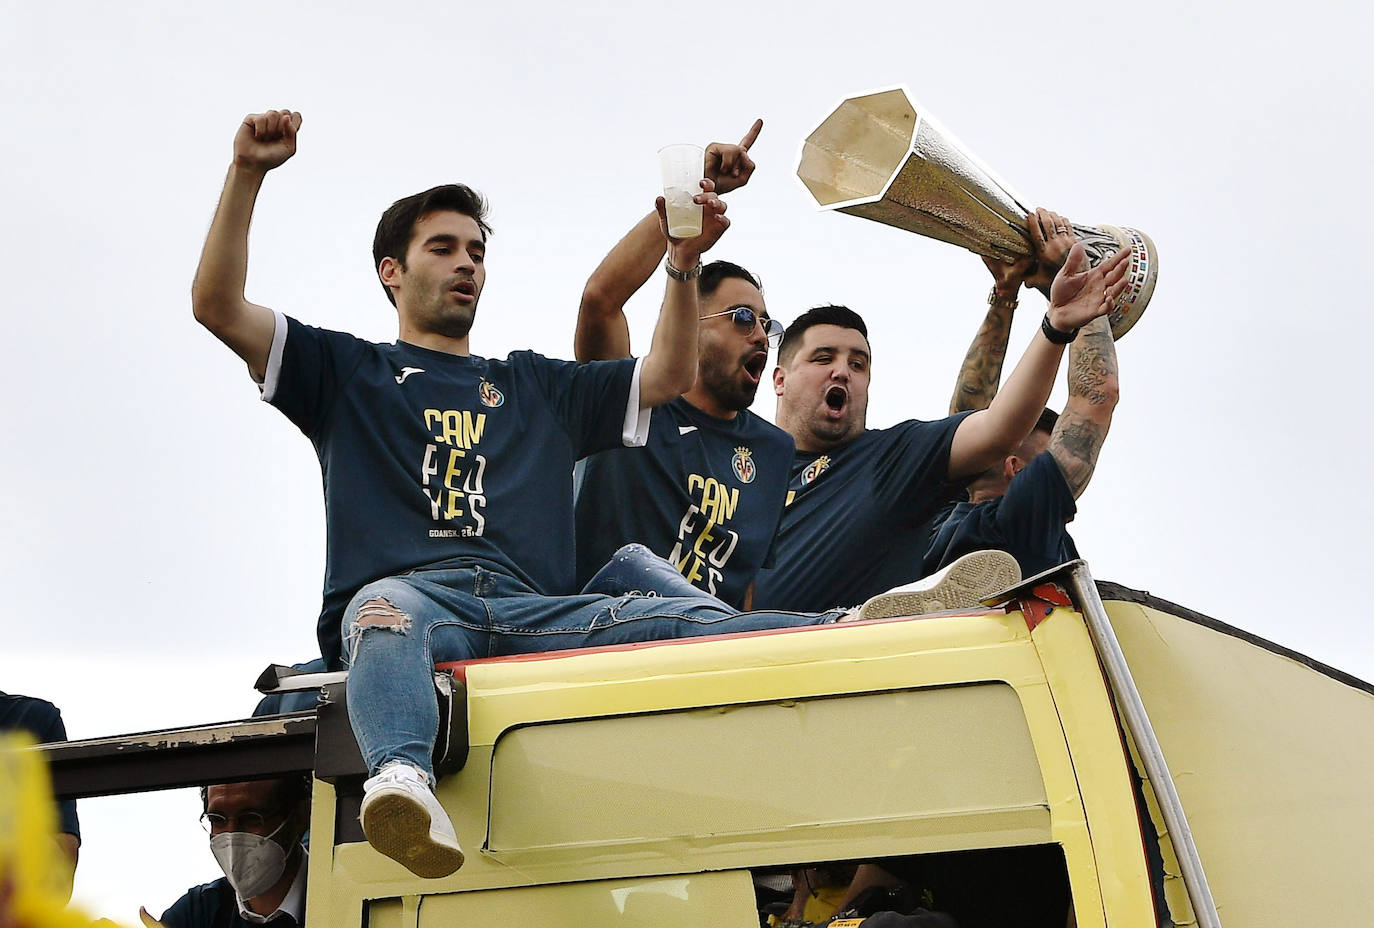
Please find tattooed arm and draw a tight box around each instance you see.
[949,208,1078,414]
[1047,315,1119,498]
[949,257,1028,414]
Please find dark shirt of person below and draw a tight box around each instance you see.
[1,690,80,841]
[158,874,302,928]
[575,397,794,608]
[923,450,1079,579]
[251,659,329,717]
[752,416,971,612]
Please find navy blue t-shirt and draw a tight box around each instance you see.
[924,450,1079,578]
[159,876,300,928]
[752,415,971,612]
[262,313,645,666]
[575,398,794,608]
[0,691,79,840]
[252,658,329,717]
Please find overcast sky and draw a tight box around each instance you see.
[4,0,1372,920]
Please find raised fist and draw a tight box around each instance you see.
[233,109,302,172]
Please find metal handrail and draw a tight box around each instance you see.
[1065,562,1222,928]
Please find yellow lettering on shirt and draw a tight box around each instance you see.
[687,473,738,524]
[424,409,487,449]
[444,448,467,490]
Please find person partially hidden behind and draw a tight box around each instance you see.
[143,776,310,928]
[1,689,80,901]
[925,208,1128,577]
[748,194,1131,615]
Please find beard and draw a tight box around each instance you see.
[805,413,852,445]
[421,295,477,340]
[792,391,865,450]
[697,347,760,413]
[431,308,475,339]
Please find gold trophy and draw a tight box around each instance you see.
[796,86,1157,338]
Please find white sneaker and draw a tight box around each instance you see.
[360,762,465,878]
[852,550,1022,621]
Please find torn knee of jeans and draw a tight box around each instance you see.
[354,597,412,632]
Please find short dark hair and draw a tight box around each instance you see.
[200,774,312,812]
[1008,408,1060,466]
[778,304,870,366]
[372,184,492,306]
[698,260,762,300]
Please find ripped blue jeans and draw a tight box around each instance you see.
[343,550,844,781]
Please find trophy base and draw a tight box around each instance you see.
[1096,225,1157,341]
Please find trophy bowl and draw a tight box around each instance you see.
[796,86,1157,339]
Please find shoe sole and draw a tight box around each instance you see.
[361,790,465,878]
[855,551,1021,621]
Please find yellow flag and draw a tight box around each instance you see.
[0,733,133,928]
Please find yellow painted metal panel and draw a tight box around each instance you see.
[1107,599,1374,926]
[1032,608,1157,928]
[488,685,1048,851]
[318,609,1161,927]
[463,614,1038,744]
[414,871,757,927]
[363,895,419,928]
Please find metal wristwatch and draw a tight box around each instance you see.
[664,259,701,281]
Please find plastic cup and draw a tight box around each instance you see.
[658,143,704,239]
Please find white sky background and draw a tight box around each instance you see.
[3,0,1372,920]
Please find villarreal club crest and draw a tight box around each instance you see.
[731,446,756,485]
[800,455,831,486]
[479,379,505,408]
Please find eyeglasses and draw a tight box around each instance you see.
[700,306,783,346]
[199,808,286,835]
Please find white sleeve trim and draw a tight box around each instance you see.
[621,356,651,447]
[258,310,288,402]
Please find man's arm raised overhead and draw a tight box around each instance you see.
[575,120,761,362]
[948,208,1077,415]
[948,254,1028,415]
[191,109,302,382]
[946,242,1131,480]
[1048,314,1119,498]
[635,177,732,409]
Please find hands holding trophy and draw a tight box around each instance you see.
[795,86,1157,339]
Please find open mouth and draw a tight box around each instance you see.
[824,385,847,415]
[450,279,477,300]
[742,352,768,384]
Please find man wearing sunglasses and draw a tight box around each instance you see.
[192,110,864,880]
[575,243,795,607]
[574,124,802,608]
[145,776,311,928]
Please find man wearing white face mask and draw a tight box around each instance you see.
[143,776,310,928]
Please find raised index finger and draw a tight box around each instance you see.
[738,118,763,151]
